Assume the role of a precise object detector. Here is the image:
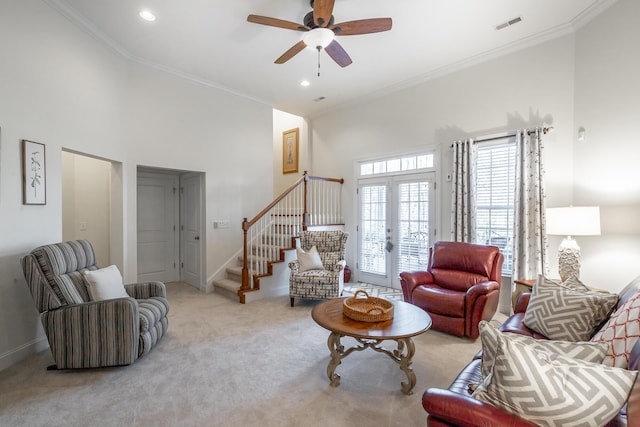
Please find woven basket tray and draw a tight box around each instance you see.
[343,290,394,322]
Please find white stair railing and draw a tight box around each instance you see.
[240,172,343,302]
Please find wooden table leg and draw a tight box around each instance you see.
[394,337,416,395]
[326,332,344,387]
[325,333,418,394]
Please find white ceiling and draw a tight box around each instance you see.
[47,0,615,118]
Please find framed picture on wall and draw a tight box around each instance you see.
[21,139,46,205]
[282,128,299,174]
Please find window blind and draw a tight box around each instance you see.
[476,141,516,273]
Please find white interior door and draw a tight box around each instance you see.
[137,174,179,282]
[180,173,203,288]
[358,173,435,289]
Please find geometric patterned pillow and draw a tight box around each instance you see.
[473,332,638,427]
[591,292,640,368]
[478,320,609,378]
[523,275,618,341]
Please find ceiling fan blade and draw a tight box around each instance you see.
[275,41,307,64]
[247,15,309,31]
[324,40,352,68]
[313,0,335,27]
[331,18,392,35]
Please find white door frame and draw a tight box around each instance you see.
[179,172,205,289]
[357,172,436,289]
[136,167,205,289]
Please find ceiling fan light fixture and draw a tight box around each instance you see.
[302,28,334,49]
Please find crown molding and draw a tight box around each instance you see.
[45,0,618,120]
[43,0,271,108]
[310,0,618,119]
[131,56,272,107]
[570,0,618,30]
[43,0,132,59]
[311,22,576,119]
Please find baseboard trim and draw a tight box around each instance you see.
[0,337,49,372]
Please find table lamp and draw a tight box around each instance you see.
[546,206,601,281]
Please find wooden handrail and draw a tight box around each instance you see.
[306,175,344,184]
[242,172,344,230]
[243,173,307,231]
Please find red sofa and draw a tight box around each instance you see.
[400,241,503,339]
[422,278,640,427]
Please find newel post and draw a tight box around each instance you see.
[241,218,250,290]
[303,171,309,231]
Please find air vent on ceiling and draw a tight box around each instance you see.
[495,16,523,31]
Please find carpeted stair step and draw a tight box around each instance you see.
[213,278,241,301]
[226,266,242,282]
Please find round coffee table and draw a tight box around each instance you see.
[311,297,432,395]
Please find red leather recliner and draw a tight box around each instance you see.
[399,241,503,340]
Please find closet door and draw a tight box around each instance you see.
[137,174,179,283]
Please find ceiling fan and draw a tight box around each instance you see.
[247,0,392,68]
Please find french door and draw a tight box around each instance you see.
[358,173,436,289]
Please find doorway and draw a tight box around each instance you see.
[62,151,121,268]
[137,167,204,289]
[358,173,436,289]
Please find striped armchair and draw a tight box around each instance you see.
[21,240,169,369]
[289,230,348,307]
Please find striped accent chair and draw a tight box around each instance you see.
[289,230,348,307]
[20,240,169,369]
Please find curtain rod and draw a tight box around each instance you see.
[452,126,554,146]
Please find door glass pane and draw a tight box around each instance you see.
[359,185,386,276]
[397,181,430,274]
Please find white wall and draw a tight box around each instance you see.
[124,63,273,283]
[309,0,640,300]
[61,152,111,267]
[572,0,640,290]
[273,109,309,196]
[0,0,130,370]
[311,35,575,307]
[0,0,272,370]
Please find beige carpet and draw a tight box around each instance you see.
[343,282,404,300]
[0,282,485,427]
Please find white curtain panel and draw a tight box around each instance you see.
[512,129,548,284]
[450,139,477,242]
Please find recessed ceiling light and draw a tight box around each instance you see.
[139,10,156,22]
[300,80,310,87]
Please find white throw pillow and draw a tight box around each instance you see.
[83,265,129,301]
[296,246,324,272]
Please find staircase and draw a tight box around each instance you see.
[212,172,344,303]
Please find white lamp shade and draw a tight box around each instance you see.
[302,28,335,49]
[546,206,601,236]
